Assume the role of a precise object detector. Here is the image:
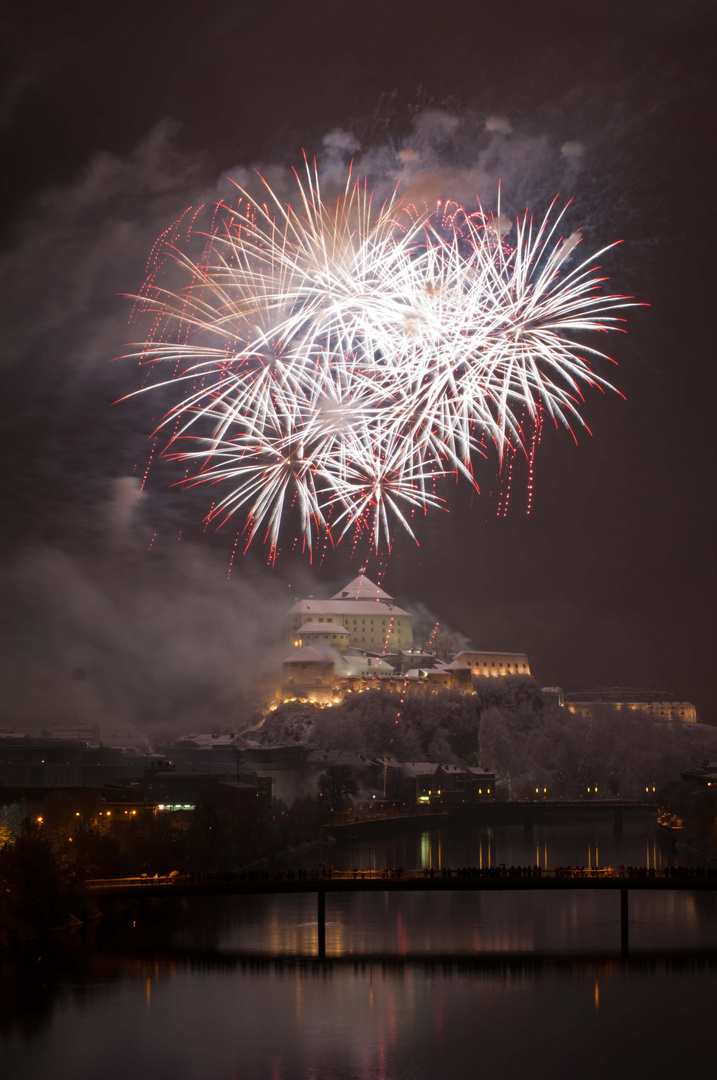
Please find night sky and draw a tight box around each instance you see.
[1,0,715,731]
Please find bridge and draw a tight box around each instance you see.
[88,866,716,959]
[326,800,657,838]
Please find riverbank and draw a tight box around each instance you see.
[0,906,89,952]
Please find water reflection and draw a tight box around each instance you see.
[3,820,717,1080]
[4,938,717,1080]
[323,817,683,881]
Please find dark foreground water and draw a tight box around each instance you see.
[3,818,717,1080]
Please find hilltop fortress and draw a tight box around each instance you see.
[277,569,698,723]
[279,568,530,706]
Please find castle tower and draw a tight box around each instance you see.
[288,568,413,652]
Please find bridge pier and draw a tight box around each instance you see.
[317,889,326,958]
[620,888,629,957]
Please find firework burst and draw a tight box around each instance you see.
[126,160,635,557]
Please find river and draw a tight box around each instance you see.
[3,816,716,1079]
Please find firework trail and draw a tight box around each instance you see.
[126,160,635,557]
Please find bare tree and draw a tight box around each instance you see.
[432,630,457,661]
[316,765,358,812]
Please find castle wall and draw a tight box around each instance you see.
[454,651,531,678]
[566,701,697,723]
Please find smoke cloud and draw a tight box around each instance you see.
[561,139,586,159]
[0,524,291,737]
[485,115,513,135]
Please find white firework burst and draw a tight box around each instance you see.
[125,161,635,556]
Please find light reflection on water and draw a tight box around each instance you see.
[3,947,716,1080]
[324,818,685,880]
[2,820,717,1080]
[210,889,713,958]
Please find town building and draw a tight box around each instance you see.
[39,721,150,753]
[0,737,152,789]
[396,762,496,806]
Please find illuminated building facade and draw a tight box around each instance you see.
[281,646,338,699]
[287,569,413,651]
[561,687,697,723]
[566,698,697,723]
[453,650,531,678]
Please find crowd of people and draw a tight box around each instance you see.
[90,862,717,887]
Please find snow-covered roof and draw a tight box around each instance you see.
[443,660,470,671]
[176,733,239,748]
[405,667,451,679]
[331,570,394,602]
[368,658,394,670]
[97,722,150,751]
[289,598,410,617]
[369,755,403,769]
[282,646,337,664]
[335,654,395,677]
[402,762,440,777]
[305,749,373,769]
[455,650,529,661]
[39,721,150,751]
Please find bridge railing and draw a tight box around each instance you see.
[326,800,657,826]
[87,875,179,889]
[327,807,449,825]
[86,865,716,889]
[309,867,659,881]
